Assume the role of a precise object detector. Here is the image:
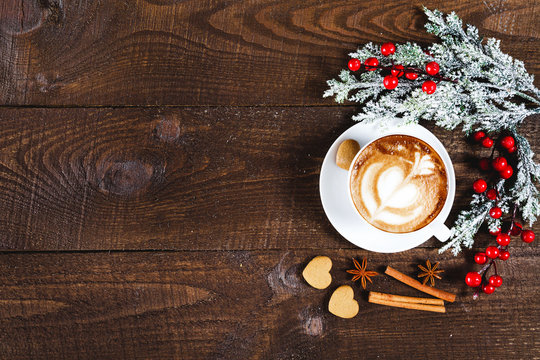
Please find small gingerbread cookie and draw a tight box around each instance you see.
[328,285,359,319]
[302,256,332,290]
[336,139,360,170]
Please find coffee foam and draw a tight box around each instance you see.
[350,135,448,233]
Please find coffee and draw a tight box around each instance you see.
[349,135,448,233]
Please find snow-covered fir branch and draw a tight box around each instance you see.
[324,8,540,254]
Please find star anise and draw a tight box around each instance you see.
[418,260,444,287]
[346,258,378,290]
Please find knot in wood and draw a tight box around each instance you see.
[0,0,62,35]
[99,159,155,197]
[154,116,181,143]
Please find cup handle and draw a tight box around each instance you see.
[433,222,451,242]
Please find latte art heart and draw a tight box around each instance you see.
[350,135,448,233]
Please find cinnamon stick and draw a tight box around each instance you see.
[368,293,446,313]
[369,291,444,306]
[385,266,456,303]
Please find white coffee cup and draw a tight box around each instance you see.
[344,129,455,249]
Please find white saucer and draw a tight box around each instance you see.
[319,122,455,253]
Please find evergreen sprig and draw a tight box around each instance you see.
[324,8,540,254]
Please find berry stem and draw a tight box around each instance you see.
[489,133,503,159]
[355,64,458,83]
[506,203,518,236]
[403,66,458,83]
[478,258,494,276]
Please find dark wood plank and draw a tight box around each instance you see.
[0,249,538,359]
[0,0,538,106]
[0,107,538,250]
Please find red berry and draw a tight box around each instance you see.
[489,275,503,288]
[473,131,486,142]
[482,137,494,148]
[479,158,490,171]
[510,222,522,236]
[489,227,501,236]
[496,233,511,246]
[422,80,436,94]
[391,65,405,77]
[483,284,496,294]
[498,250,510,261]
[348,58,361,71]
[425,61,440,75]
[365,57,379,71]
[489,207,502,219]
[381,42,396,56]
[507,146,517,154]
[486,189,498,200]
[485,246,500,259]
[383,75,399,90]
[500,136,515,149]
[492,157,507,171]
[474,252,487,265]
[465,272,482,287]
[500,165,513,179]
[473,179,487,193]
[405,72,418,80]
[521,230,535,243]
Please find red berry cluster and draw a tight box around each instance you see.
[472,132,516,186]
[347,42,449,94]
[465,219,535,296]
[465,131,536,297]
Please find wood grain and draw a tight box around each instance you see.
[0,1,538,358]
[0,107,537,250]
[0,0,538,106]
[0,249,538,359]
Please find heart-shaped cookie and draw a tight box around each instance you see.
[336,139,360,170]
[328,285,359,319]
[302,256,332,289]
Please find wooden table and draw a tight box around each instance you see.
[1,1,539,359]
